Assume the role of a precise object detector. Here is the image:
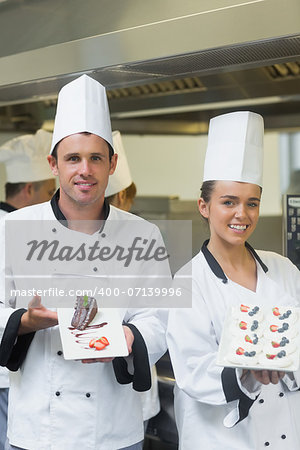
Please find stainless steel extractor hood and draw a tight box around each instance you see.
[0,0,300,133]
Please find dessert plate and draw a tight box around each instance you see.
[216,304,300,372]
[58,308,129,360]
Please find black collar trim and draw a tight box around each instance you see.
[201,240,268,284]
[50,190,66,221]
[50,189,110,231]
[0,202,17,213]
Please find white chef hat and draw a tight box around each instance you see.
[105,131,133,197]
[203,111,264,187]
[50,74,113,154]
[0,129,54,183]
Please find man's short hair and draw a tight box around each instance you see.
[51,132,114,161]
[5,180,47,198]
[106,182,137,204]
[5,182,27,198]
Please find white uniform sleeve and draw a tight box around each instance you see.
[167,276,258,426]
[123,223,171,366]
[124,308,168,367]
[167,284,228,405]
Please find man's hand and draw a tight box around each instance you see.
[82,325,135,364]
[250,369,285,385]
[123,325,134,354]
[18,295,58,335]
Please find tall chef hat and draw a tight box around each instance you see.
[0,129,55,183]
[203,111,264,187]
[50,74,113,154]
[105,131,133,197]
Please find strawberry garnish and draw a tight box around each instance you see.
[94,341,106,351]
[236,347,245,355]
[271,341,280,348]
[240,304,250,312]
[99,336,109,346]
[266,354,276,360]
[89,338,97,348]
[89,336,109,350]
[239,321,247,330]
[270,325,278,332]
[272,307,280,317]
[245,335,253,343]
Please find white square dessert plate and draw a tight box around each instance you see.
[58,308,129,360]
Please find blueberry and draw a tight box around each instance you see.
[253,338,258,344]
[278,328,284,333]
[249,311,253,316]
[282,350,286,356]
[280,341,286,347]
[250,351,256,356]
[254,306,259,311]
[283,323,289,330]
[244,352,249,356]
[251,326,255,331]
[287,310,291,315]
[278,353,282,358]
[286,339,289,344]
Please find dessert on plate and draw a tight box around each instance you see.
[71,295,98,330]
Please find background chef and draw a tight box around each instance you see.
[0,129,55,450]
[0,129,56,218]
[105,131,161,442]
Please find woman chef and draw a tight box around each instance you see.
[167,111,300,449]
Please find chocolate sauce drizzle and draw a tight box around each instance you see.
[68,322,108,349]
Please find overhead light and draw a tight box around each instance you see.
[111,95,298,119]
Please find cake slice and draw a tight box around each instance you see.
[71,296,98,330]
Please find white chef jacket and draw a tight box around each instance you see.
[167,243,300,450]
[0,199,169,450]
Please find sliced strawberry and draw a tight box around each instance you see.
[94,341,106,351]
[89,338,97,348]
[239,321,247,330]
[240,304,250,312]
[272,307,280,316]
[270,325,278,332]
[266,353,276,360]
[245,335,253,343]
[98,336,109,346]
[236,347,245,355]
[271,341,280,348]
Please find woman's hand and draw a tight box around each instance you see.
[250,369,285,385]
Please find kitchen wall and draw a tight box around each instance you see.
[122,132,281,216]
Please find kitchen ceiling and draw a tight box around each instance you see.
[0,0,299,134]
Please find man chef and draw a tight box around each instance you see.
[0,75,169,450]
[0,129,55,450]
[0,129,56,218]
